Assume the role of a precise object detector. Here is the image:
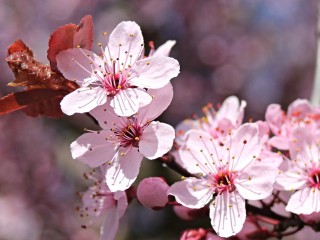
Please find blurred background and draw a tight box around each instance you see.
[0,0,319,239]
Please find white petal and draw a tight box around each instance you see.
[108,21,144,71]
[286,188,320,214]
[179,129,222,175]
[56,48,105,85]
[89,101,121,129]
[153,40,176,57]
[70,131,116,168]
[269,136,290,150]
[61,87,107,115]
[275,169,307,191]
[236,159,278,200]
[139,121,175,159]
[210,191,246,238]
[130,56,180,89]
[138,83,173,123]
[229,123,262,172]
[110,88,152,117]
[100,206,119,240]
[106,148,143,191]
[216,96,246,127]
[168,178,214,209]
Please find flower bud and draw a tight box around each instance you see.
[180,228,206,240]
[136,177,169,209]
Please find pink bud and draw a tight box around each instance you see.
[180,228,206,240]
[136,177,169,209]
[173,205,208,221]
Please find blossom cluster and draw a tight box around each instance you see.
[4,18,320,239]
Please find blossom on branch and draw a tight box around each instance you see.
[168,123,278,238]
[56,21,180,116]
[71,84,175,191]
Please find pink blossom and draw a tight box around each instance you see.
[176,96,246,145]
[276,129,320,215]
[56,21,180,116]
[136,177,169,209]
[71,84,175,191]
[266,99,320,150]
[168,123,278,238]
[79,172,127,240]
[180,228,207,240]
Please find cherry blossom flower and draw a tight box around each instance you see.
[56,21,180,116]
[266,99,320,150]
[176,96,246,145]
[276,129,320,214]
[168,123,278,238]
[71,84,175,191]
[79,172,127,240]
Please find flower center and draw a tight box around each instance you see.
[308,169,320,189]
[211,169,236,194]
[103,73,129,96]
[113,119,142,148]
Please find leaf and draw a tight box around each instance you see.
[47,15,93,72]
[0,89,68,117]
[8,39,33,56]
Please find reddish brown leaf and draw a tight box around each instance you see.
[0,89,68,117]
[47,15,93,72]
[7,39,33,56]
[73,15,93,50]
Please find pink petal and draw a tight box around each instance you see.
[216,96,246,127]
[265,104,283,136]
[229,123,261,172]
[114,191,128,218]
[139,121,175,159]
[70,130,115,168]
[56,48,105,85]
[130,56,180,89]
[105,147,143,192]
[153,40,176,57]
[168,178,214,209]
[138,83,174,124]
[209,191,246,238]
[89,101,120,128]
[286,188,320,214]
[275,169,307,191]
[100,206,119,240]
[269,136,289,150]
[110,88,152,117]
[287,99,313,118]
[179,129,222,175]
[235,158,278,200]
[60,87,107,115]
[108,21,143,71]
[137,177,169,209]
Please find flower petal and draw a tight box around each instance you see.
[56,48,105,85]
[229,123,261,172]
[236,158,278,200]
[70,130,115,168]
[130,56,180,89]
[269,136,289,150]
[105,147,143,191]
[209,191,246,238]
[153,40,176,57]
[216,96,246,127]
[61,87,107,115]
[138,83,173,124]
[110,88,152,117]
[168,178,213,209]
[108,21,144,71]
[139,121,175,159]
[286,188,320,214]
[89,100,120,128]
[276,168,307,191]
[179,129,222,175]
[265,104,284,136]
[100,206,120,240]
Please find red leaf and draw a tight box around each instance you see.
[74,15,93,50]
[47,15,93,72]
[0,89,68,117]
[8,39,33,56]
